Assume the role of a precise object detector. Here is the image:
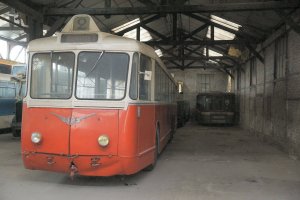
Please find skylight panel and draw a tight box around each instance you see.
[206,15,241,41]
[210,15,241,31]
[112,18,153,42]
[207,26,236,40]
[112,18,140,33]
[123,27,152,42]
[0,15,9,26]
[203,48,223,57]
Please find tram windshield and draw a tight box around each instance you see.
[31,52,75,99]
[197,94,234,112]
[76,52,129,100]
[30,51,129,100]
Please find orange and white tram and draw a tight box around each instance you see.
[22,15,177,176]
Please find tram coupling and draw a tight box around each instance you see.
[70,162,78,180]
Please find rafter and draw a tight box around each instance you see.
[182,23,209,40]
[183,46,236,68]
[245,42,264,63]
[116,14,161,36]
[45,0,83,37]
[45,2,299,16]
[146,39,250,46]
[0,15,28,31]
[162,56,238,62]
[0,0,43,20]
[185,13,260,42]
[137,0,156,6]
[0,6,10,15]
[167,65,228,69]
[0,26,23,31]
[0,35,27,46]
[275,9,300,34]
[14,34,27,41]
[141,24,168,40]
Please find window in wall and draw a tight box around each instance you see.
[250,57,256,86]
[274,36,286,79]
[197,74,214,93]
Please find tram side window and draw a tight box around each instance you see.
[169,81,172,102]
[205,96,212,111]
[155,62,162,101]
[163,73,168,102]
[0,81,16,98]
[31,52,75,99]
[0,64,11,74]
[139,55,152,101]
[76,52,129,100]
[129,53,139,100]
[224,95,234,111]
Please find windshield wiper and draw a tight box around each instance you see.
[85,51,104,78]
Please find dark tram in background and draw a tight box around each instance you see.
[196,92,236,125]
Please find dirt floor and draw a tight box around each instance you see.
[0,123,300,200]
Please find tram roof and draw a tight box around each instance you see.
[27,14,175,81]
[28,31,159,58]
[28,14,166,66]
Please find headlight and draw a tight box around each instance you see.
[98,135,109,147]
[31,132,42,144]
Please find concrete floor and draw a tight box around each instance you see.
[0,123,300,200]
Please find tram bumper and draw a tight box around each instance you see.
[200,112,234,124]
[22,152,141,176]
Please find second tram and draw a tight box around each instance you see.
[196,92,236,125]
[0,73,16,131]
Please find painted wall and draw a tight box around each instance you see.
[169,68,229,110]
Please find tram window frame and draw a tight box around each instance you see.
[75,51,130,101]
[155,62,163,101]
[30,52,75,100]
[139,54,152,101]
[129,52,139,100]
